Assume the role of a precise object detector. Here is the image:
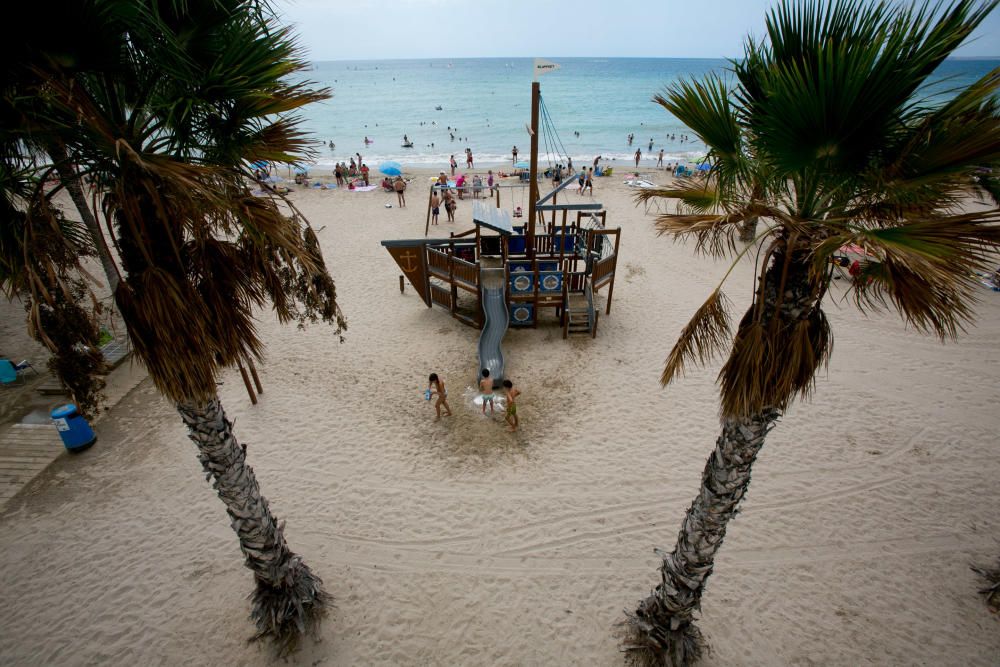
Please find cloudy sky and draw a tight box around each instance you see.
[277,0,1000,60]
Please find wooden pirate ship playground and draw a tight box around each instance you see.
[381,71,621,385]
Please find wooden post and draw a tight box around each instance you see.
[247,358,263,394]
[236,359,257,405]
[399,275,405,293]
[527,80,540,256]
[607,228,621,314]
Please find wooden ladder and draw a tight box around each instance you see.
[563,293,593,338]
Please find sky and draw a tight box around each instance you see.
[277,0,1000,60]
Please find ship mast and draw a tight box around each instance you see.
[527,80,540,254]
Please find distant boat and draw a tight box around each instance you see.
[435,105,443,111]
[401,142,414,148]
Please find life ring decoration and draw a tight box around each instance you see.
[541,274,561,291]
[512,275,532,292]
[512,305,532,324]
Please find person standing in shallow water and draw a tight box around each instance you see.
[479,368,495,415]
[634,147,641,167]
[512,145,518,163]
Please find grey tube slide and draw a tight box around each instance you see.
[477,268,508,388]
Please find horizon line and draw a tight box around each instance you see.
[307,54,1000,63]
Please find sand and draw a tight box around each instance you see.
[1,168,998,666]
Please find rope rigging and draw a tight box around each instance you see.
[538,95,571,171]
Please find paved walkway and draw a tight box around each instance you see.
[0,342,145,510]
[0,424,64,508]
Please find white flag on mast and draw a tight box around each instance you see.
[534,58,561,79]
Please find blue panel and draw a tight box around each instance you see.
[538,271,563,293]
[508,236,526,254]
[552,235,576,252]
[510,303,534,326]
[508,261,532,273]
[510,272,533,294]
[538,261,559,272]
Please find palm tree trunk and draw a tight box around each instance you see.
[738,216,759,243]
[625,409,779,666]
[628,246,822,666]
[177,397,330,655]
[46,142,120,294]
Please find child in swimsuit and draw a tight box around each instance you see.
[428,373,452,420]
[502,379,520,432]
[479,368,495,415]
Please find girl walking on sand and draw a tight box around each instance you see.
[502,379,520,431]
[428,373,452,420]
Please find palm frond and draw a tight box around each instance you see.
[844,212,1000,338]
[655,74,743,164]
[661,289,733,386]
[719,304,832,418]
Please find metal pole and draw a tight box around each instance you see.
[425,184,434,236]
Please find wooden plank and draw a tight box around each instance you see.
[535,203,603,212]
[0,456,58,465]
[0,463,49,473]
[0,450,60,460]
[535,173,581,206]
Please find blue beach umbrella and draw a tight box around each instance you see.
[379,161,403,176]
[697,162,712,172]
[513,160,530,169]
[250,160,269,170]
[292,163,310,174]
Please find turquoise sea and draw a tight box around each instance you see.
[297,57,1000,171]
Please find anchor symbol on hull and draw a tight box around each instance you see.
[399,250,418,273]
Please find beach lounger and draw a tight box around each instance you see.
[624,179,664,214]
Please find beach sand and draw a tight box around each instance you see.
[1,168,998,665]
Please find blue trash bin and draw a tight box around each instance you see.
[51,404,97,451]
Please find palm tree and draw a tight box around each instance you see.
[1,0,346,654]
[625,1,1000,663]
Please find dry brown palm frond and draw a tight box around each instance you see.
[187,237,268,362]
[845,213,1000,339]
[653,203,782,258]
[852,255,977,340]
[115,266,232,402]
[971,559,1000,613]
[718,315,766,418]
[661,289,733,386]
[718,302,832,419]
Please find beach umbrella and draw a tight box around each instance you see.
[292,163,310,174]
[697,162,711,172]
[513,161,530,169]
[250,160,269,170]
[379,161,402,176]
